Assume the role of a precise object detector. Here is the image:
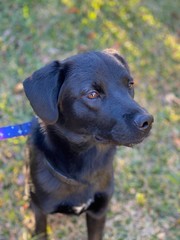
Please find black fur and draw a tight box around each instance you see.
[23,49,153,240]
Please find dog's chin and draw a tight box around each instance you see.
[117,132,152,147]
[94,133,151,148]
[123,139,144,148]
[114,128,152,147]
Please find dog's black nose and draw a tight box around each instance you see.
[134,114,154,130]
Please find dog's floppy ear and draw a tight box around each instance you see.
[103,49,130,73]
[23,61,64,124]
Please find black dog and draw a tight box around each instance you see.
[23,49,153,240]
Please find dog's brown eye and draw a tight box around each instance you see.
[87,90,99,99]
[128,81,134,89]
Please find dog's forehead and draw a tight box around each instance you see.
[64,51,129,85]
[68,51,125,70]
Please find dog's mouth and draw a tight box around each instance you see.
[94,135,110,144]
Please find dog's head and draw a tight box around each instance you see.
[23,49,153,147]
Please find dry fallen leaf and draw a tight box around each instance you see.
[13,82,23,94]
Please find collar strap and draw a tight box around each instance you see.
[0,122,32,140]
[44,159,80,186]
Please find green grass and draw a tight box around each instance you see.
[0,0,179,239]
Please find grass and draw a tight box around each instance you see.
[0,0,179,239]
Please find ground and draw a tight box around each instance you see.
[0,1,179,239]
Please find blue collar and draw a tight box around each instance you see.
[0,121,32,140]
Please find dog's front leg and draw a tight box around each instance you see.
[86,213,106,240]
[31,201,47,240]
[34,209,47,240]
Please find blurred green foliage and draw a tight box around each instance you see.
[0,0,179,239]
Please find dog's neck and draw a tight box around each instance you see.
[46,123,93,151]
[33,119,115,181]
